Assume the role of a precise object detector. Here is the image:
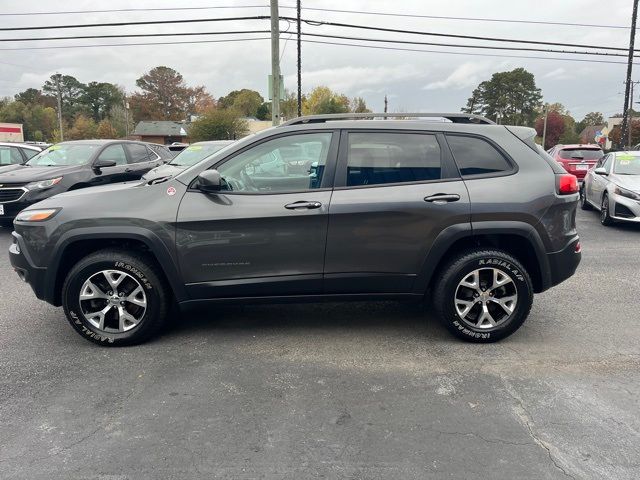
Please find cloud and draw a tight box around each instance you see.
[422,62,493,91]
[543,68,572,80]
[284,65,425,94]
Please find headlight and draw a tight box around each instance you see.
[15,208,60,222]
[26,177,63,190]
[614,186,640,201]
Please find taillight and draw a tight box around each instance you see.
[557,174,579,195]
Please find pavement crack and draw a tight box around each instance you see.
[501,378,576,480]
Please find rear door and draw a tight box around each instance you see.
[125,143,162,179]
[324,130,470,294]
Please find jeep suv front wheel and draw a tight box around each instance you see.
[433,250,534,342]
[62,250,170,346]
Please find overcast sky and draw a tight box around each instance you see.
[0,0,636,119]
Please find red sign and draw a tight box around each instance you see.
[0,126,21,134]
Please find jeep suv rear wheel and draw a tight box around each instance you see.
[433,250,533,342]
[62,250,169,346]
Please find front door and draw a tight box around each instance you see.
[324,130,470,293]
[90,143,130,186]
[177,131,338,299]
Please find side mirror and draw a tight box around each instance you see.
[197,169,222,193]
[594,167,608,176]
[92,158,117,173]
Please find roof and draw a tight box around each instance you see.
[57,139,145,145]
[134,121,190,136]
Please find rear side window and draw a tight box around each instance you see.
[447,135,512,177]
[126,143,151,163]
[0,146,23,165]
[346,132,441,187]
[20,148,40,160]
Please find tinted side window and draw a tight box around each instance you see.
[0,146,23,165]
[447,135,512,177]
[603,155,613,172]
[217,132,332,193]
[98,144,127,165]
[346,132,441,187]
[126,143,151,163]
[20,148,40,160]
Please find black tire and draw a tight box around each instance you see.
[580,184,592,210]
[432,249,534,343]
[600,194,614,226]
[62,249,170,346]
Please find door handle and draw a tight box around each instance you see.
[125,168,133,172]
[424,193,461,204]
[284,201,322,210]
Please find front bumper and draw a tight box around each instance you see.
[609,192,640,223]
[9,231,48,302]
[545,236,581,289]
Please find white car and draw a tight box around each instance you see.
[0,142,42,166]
[580,151,640,225]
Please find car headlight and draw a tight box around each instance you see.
[15,208,60,222]
[614,186,640,201]
[26,177,63,190]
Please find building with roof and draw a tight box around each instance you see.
[132,121,190,145]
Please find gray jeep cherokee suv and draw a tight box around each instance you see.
[8,113,581,346]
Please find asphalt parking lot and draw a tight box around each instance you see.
[0,208,639,480]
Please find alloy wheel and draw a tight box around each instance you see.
[78,269,147,333]
[454,268,518,330]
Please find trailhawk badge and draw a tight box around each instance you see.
[166,186,177,196]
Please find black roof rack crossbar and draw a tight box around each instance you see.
[280,112,495,126]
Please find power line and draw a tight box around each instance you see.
[289,17,630,52]
[0,16,271,31]
[0,37,271,51]
[0,34,635,66]
[0,4,629,31]
[0,14,628,53]
[0,29,630,59]
[300,39,639,66]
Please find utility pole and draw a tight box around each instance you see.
[623,80,640,148]
[620,0,639,150]
[270,0,281,126]
[55,74,64,141]
[384,95,388,114]
[296,0,302,117]
[542,106,548,150]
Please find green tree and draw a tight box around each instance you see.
[462,68,542,126]
[82,82,123,122]
[14,88,55,108]
[0,101,57,141]
[280,89,302,119]
[108,103,134,138]
[303,86,350,115]
[256,102,271,120]
[217,89,264,117]
[575,111,606,135]
[189,109,248,141]
[42,74,87,121]
[95,119,118,138]
[350,97,371,113]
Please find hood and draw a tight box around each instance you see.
[0,164,85,183]
[142,163,186,181]
[55,180,144,199]
[0,164,25,175]
[611,174,640,192]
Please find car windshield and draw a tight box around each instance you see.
[614,154,640,175]
[26,144,100,166]
[169,143,230,166]
[558,148,603,160]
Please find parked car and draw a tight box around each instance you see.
[580,150,640,225]
[0,142,42,165]
[9,113,581,346]
[143,140,234,181]
[547,144,603,182]
[0,139,163,225]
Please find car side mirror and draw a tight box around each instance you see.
[197,169,222,193]
[92,158,117,173]
[594,167,608,176]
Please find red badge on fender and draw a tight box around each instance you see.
[166,186,176,196]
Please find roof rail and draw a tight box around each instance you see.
[280,112,496,126]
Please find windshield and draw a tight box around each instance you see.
[614,154,640,175]
[170,143,230,166]
[26,144,100,166]
[558,148,603,160]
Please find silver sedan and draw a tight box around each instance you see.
[580,151,640,226]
